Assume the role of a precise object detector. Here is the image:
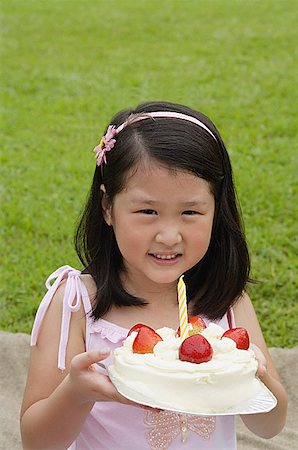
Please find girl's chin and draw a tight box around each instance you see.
[127,271,180,288]
[144,269,185,286]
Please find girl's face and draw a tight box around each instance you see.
[102,162,215,292]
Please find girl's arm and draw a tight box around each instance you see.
[20,283,132,450]
[233,292,288,438]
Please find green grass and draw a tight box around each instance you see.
[1,0,297,347]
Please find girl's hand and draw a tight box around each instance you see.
[68,348,135,406]
[250,343,267,378]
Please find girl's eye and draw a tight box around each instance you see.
[182,210,201,216]
[138,209,158,215]
[182,210,200,216]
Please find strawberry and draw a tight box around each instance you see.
[177,315,207,337]
[127,323,145,336]
[221,327,250,350]
[179,334,213,364]
[132,325,163,354]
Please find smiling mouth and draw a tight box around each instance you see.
[150,253,182,260]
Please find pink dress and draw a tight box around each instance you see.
[31,266,237,450]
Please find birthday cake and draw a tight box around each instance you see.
[108,318,263,414]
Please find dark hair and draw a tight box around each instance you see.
[75,101,251,320]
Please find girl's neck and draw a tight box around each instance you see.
[100,273,180,330]
[121,273,178,307]
[103,298,180,331]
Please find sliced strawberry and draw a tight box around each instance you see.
[132,325,163,354]
[221,327,250,350]
[177,315,207,337]
[179,334,213,364]
[127,323,146,336]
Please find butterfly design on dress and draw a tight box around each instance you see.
[144,410,216,449]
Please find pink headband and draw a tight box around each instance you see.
[94,111,217,166]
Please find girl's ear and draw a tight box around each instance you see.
[100,184,112,226]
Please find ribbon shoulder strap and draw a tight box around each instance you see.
[30,265,92,370]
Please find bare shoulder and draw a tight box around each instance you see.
[233,291,267,347]
[233,291,259,326]
[21,279,87,417]
[80,273,97,304]
[233,292,281,380]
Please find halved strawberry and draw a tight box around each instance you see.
[177,315,207,337]
[221,327,250,350]
[127,323,145,336]
[132,325,163,354]
[179,333,213,364]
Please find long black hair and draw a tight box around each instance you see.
[75,101,251,320]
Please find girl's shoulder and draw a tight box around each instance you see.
[80,273,97,298]
[233,291,255,323]
[31,265,96,370]
[40,265,96,307]
[232,292,270,359]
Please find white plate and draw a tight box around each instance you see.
[109,373,277,416]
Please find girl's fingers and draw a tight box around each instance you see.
[71,348,111,372]
[250,343,267,377]
[91,373,135,405]
[70,349,137,405]
[257,364,267,377]
[70,348,136,406]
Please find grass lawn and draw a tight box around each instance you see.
[1,0,297,347]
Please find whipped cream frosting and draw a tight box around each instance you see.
[109,323,262,414]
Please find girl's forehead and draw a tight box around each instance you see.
[126,162,188,183]
[122,162,214,200]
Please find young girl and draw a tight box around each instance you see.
[21,101,287,449]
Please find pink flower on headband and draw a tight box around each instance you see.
[93,125,117,166]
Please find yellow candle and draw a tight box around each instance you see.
[178,276,189,340]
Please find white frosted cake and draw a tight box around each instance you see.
[108,322,263,414]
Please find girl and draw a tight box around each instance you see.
[21,101,287,449]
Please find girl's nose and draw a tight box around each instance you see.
[155,226,182,246]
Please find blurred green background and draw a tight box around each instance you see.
[1,0,297,347]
